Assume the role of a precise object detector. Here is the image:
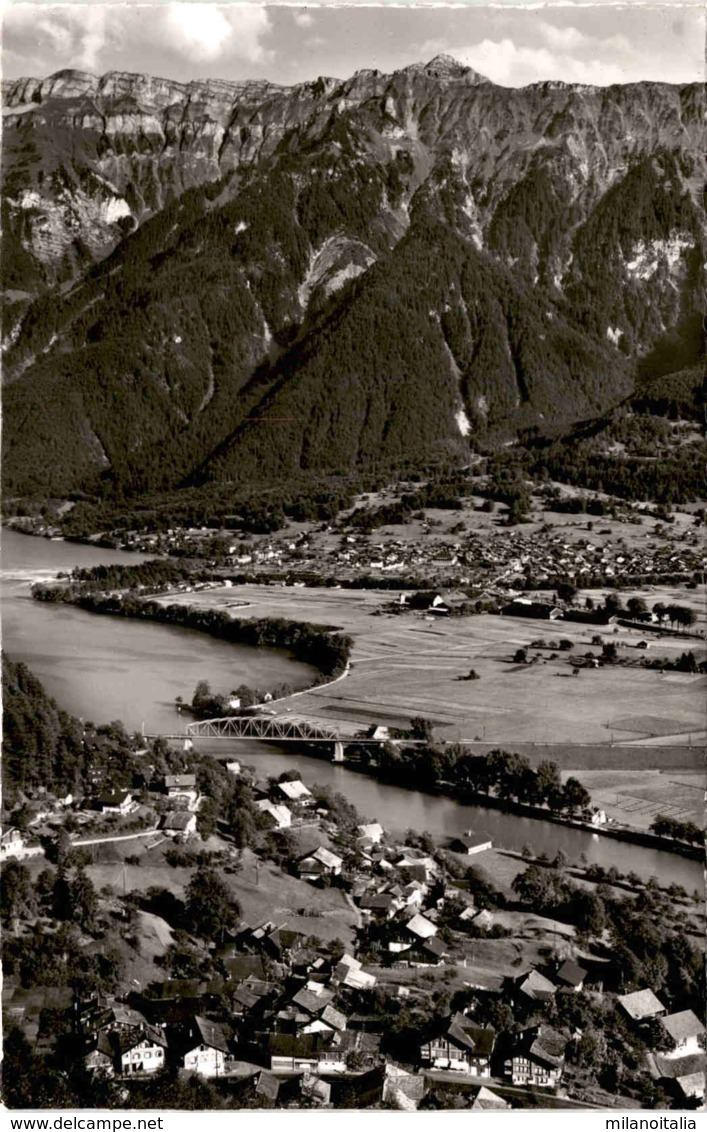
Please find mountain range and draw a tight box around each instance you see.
[2,56,704,499]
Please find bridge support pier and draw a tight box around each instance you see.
[332,741,345,763]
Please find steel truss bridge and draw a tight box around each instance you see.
[185,715,341,743]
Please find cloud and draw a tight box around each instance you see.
[539,24,587,52]
[163,4,272,64]
[4,4,110,72]
[293,10,314,30]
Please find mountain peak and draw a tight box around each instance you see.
[405,54,490,84]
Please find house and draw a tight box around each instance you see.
[111,1024,168,1076]
[502,599,563,621]
[256,801,292,829]
[267,1033,328,1073]
[225,761,241,777]
[329,1066,386,1108]
[162,811,197,837]
[469,1086,510,1111]
[180,1016,232,1077]
[618,988,667,1022]
[556,959,588,992]
[0,828,25,859]
[382,1066,428,1111]
[333,954,377,989]
[505,1025,567,1088]
[300,1071,331,1107]
[405,913,438,941]
[84,1032,114,1077]
[675,1072,705,1101]
[415,937,449,966]
[163,774,198,797]
[318,1030,382,1073]
[515,969,557,1004]
[298,846,343,880]
[277,780,313,805]
[94,790,133,815]
[359,892,398,920]
[421,1014,496,1076]
[449,834,493,856]
[660,1011,705,1057]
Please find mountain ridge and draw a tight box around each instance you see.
[2,58,704,499]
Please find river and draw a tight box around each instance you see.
[1,529,702,889]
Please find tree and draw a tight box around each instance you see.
[626,597,647,617]
[535,760,562,805]
[1,860,36,925]
[513,648,528,664]
[409,717,434,743]
[185,864,240,940]
[601,641,618,663]
[562,777,591,814]
[557,582,577,603]
[71,868,98,932]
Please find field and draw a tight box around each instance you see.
[160,584,705,750]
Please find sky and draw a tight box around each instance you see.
[2,2,705,89]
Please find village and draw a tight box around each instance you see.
[2,722,705,1111]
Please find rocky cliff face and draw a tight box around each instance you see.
[2,58,704,497]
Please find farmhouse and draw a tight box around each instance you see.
[449,833,493,856]
[161,811,197,837]
[556,960,588,992]
[111,1025,167,1076]
[502,599,562,621]
[0,828,25,859]
[255,801,292,830]
[505,1025,567,1088]
[660,1011,705,1057]
[618,989,666,1022]
[420,1015,496,1076]
[180,1016,232,1077]
[298,846,343,880]
[277,779,313,805]
[94,790,133,815]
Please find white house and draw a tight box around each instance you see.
[113,1026,168,1076]
[256,801,292,830]
[357,822,384,845]
[162,811,197,838]
[298,846,343,880]
[181,1017,232,1077]
[660,1011,705,1057]
[0,828,25,860]
[277,779,313,805]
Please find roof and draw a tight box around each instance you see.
[360,893,397,911]
[517,969,557,1001]
[445,1014,496,1057]
[254,1070,281,1102]
[162,811,195,830]
[406,913,437,940]
[513,1025,567,1068]
[661,1010,706,1044]
[111,1024,167,1056]
[342,966,376,990]
[676,1072,706,1098]
[311,846,343,869]
[618,988,666,1020]
[291,988,334,1016]
[277,779,312,801]
[320,1004,348,1031]
[189,1016,231,1054]
[267,1033,328,1058]
[256,801,291,824]
[452,834,492,850]
[96,790,131,806]
[422,937,448,959]
[556,959,588,987]
[164,775,197,788]
[470,1086,510,1111]
[357,822,384,839]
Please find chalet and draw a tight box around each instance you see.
[180,1016,232,1077]
[298,846,343,880]
[94,790,133,815]
[505,1025,567,1088]
[0,828,25,859]
[420,1014,495,1076]
[405,913,438,942]
[333,954,377,990]
[502,599,562,621]
[319,1030,382,1073]
[618,988,666,1022]
[84,1032,114,1077]
[449,833,493,856]
[329,1066,386,1108]
[277,780,313,806]
[556,959,588,992]
[675,1072,706,1101]
[111,1024,168,1076]
[413,937,449,966]
[267,1033,328,1073]
[290,987,334,1018]
[660,1011,706,1057]
[262,926,305,963]
[256,800,292,830]
[358,892,398,919]
[162,775,198,806]
[514,969,557,1004]
[161,811,197,837]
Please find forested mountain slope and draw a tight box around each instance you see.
[3,57,704,498]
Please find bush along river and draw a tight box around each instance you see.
[2,527,702,890]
